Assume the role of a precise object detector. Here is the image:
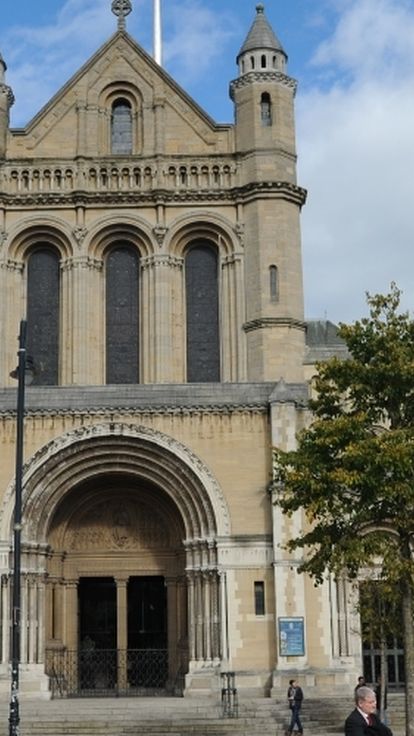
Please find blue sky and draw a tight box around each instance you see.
[1,0,414,323]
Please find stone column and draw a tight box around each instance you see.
[63,580,78,692]
[221,252,247,381]
[166,578,178,683]
[140,255,181,382]
[61,256,103,384]
[115,577,128,690]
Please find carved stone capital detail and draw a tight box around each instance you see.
[72,226,88,247]
[153,225,168,247]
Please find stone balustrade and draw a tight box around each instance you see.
[0,159,237,195]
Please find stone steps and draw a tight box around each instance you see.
[0,695,406,736]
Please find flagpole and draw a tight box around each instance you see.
[153,0,162,65]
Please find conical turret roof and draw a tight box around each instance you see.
[237,4,287,61]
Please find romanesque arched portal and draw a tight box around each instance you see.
[0,423,231,695]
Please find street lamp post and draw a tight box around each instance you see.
[9,319,33,736]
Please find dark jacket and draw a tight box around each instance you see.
[287,685,303,707]
[344,708,393,736]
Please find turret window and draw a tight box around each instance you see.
[261,54,267,69]
[261,93,272,127]
[250,56,255,70]
[270,265,279,301]
[111,98,133,155]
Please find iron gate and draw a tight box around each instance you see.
[45,648,168,697]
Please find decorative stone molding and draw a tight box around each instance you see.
[153,225,168,247]
[60,256,102,272]
[234,222,245,247]
[0,84,14,107]
[72,226,88,247]
[229,71,298,99]
[0,422,232,541]
[243,316,307,332]
[0,258,23,272]
[140,254,183,271]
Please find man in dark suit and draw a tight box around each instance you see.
[345,686,393,735]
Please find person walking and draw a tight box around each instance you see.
[345,686,393,735]
[286,678,304,735]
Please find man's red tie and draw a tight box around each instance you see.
[368,715,373,726]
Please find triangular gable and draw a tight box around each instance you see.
[9,31,232,157]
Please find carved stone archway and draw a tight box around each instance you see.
[0,423,230,694]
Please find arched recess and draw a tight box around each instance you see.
[87,221,155,384]
[98,82,143,155]
[0,424,230,686]
[3,222,74,387]
[167,215,247,382]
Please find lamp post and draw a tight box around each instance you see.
[9,320,34,736]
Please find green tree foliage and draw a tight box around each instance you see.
[273,284,414,734]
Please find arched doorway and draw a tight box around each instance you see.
[45,477,186,695]
[1,423,230,697]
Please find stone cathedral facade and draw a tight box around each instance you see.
[0,3,360,698]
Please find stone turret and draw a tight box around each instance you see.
[236,2,287,77]
[0,53,14,159]
[230,5,307,383]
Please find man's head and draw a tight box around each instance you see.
[357,676,365,685]
[289,679,296,687]
[356,686,377,715]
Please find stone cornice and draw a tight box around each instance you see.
[0,382,300,417]
[229,71,298,99]
[0,84,14,107]
[243,317,307,333]
[0,402,268,420]
[0,180,307,208]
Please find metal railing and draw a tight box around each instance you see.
[221,671,238,718]
[46,648,168,698]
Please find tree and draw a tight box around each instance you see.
[273,284,414,735]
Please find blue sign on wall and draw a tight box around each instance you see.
[278,617,305,656]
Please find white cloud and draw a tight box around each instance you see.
[3,0,112,126]
[297,0,414,322]
[163,0,238,84]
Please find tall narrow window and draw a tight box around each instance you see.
[254,581,265,616]
[270,265,279,302]
[261,93,272,127]
[261,54,267,69]
[185,242,220,382]
[106,245,139,384]
[111,99,132,154]
[27,248,60,385]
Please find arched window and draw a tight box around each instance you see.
[27,247,60,385]
[111,99,132,155]
[106,245,139,384]
[270,265,279,302]
[261,54,267,69]
[261,92,272,127]
[185,242,220,382]
[250,56,255,70]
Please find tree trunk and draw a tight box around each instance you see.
[402,581,414,736]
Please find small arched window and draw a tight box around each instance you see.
[106,245,139,384]
[27,247,60,385]
[250,56,255,70]
[111,99,132,155]
[185,242,220,382]
[261,54,267,69]
[270,265,279,302]
[261,92,272,127]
